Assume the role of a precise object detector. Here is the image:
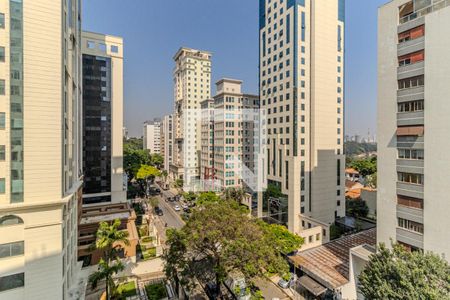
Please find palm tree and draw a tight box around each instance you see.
[89,258,125,300]
[161,170,168,184]
[89,219,130,300]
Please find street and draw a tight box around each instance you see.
[156,195,185,229]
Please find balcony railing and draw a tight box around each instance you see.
[400,0,450,24]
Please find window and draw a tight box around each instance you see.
[111,45,119,53]
[0,272,24,292]
[398,75,424,89]
[98,43,106,52]
[0,79,5,95]
[0,112,5,129]
[0,241,24,258]
[398,148,424,160]
[87,40,95,49]
[0,215,23,226]
[398,218,423,234]
[398,172,423,185]
[0,47,4,62]
[0,145,4,160]
[0,178,4,193]
[0,13,4,28]
[398,100,424,112]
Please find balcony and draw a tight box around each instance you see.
[396,227,424,249]
[399,0,450,26]
[398,36,425,57]
[397,86,424,103]
[397,111,424,126]
[397,205,423,224]
[397,181,424,199]
[397,158,424,174]
[398,61,424,80]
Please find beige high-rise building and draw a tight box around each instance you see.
[259,0,345,234]
[81,31,126,205]
[200,79,259,191]
[170,47,212,190]
[378,0,450,260]
[0,1,83,299]
[143,118,161,154]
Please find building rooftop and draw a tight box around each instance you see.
[288,228,376,290]
[345,168,359,175]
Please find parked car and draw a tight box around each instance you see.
[154,206,164,216]
[277,274,296,289]
[181,203,189,209]
[174,205,181,211]
[183,207,191,213]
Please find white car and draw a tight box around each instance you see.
[174,205,181,211]
[181,203,189,209]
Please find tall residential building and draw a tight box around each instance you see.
[200,79,260,191]
[143,118,161,154]
[378,0,450,259]
[0,1,83,299]
[161,114,173,172]
[81,31,125,205]
[258,0,346,233]
[170,47,212,190]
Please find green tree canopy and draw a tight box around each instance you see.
[136,164,161,181]
[359,243,450,300]
[163,201,298,295]
[349,156,377,177]
[124,148,151,182]
[150,153,164,168]
[345,198,369,218]
[257,221,304,254]
[197,191,220,205]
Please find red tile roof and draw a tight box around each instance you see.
[288,228,376,290]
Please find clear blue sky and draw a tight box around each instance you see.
[83,0,386,138]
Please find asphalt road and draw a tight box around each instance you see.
[155,195,185,229]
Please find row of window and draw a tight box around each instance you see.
[86,40,119,54]
[398,172,423,185]
[398,148,424,160]
[398,75,424,90]
[398,100,424,113]
[398,217,424,234]
[0,241,24,258]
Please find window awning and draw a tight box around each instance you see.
[298,276,327,297]
[397,126,424,136]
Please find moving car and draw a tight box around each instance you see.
[174,205,181,211]
[154,206,164,216]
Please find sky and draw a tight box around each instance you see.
[83,0,386,138]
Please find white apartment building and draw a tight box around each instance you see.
[378,0,450,259]
[143,118,161,154]
[200,79,260,191]
[81,31,126,205]
[0,1,82,299]
[170,48,212,190]
[259,0,345,234]
[161,114,173,172]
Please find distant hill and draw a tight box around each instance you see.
[345,141,377,157]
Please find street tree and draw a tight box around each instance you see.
[349,156,377,177]
[89,219,130,300]
[359,243,450,300]
[163,201,301,295]
[223,187,245,203]
[161,170,168,183]
[196,191,220,205]
[150,153,164,169]
[136,164,161,196]
[257,221,304,254]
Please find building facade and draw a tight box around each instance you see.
[81,31,126,205]
[170,48,212,190]
[200,79,260,191]
[0,1,83,299]
[258,0,346,233]
[378,0,450,259]
[161,114,173,173]
[143,118,161,154]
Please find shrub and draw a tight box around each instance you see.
[145,282,167,300]
[116,281,137,298]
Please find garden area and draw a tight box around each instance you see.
[137,224,158,261]
[116,281,137,299]
[145,282,167,300]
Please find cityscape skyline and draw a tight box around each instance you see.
[83,0,385,138]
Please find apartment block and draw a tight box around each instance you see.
[143,118,161,154]
[259,0,345,233]
[200,79,260,191]
[0,1,83,299]
[378,0,450,259]
[81,31,126,205]
[170,47,212,190]
[161,114,174,173]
